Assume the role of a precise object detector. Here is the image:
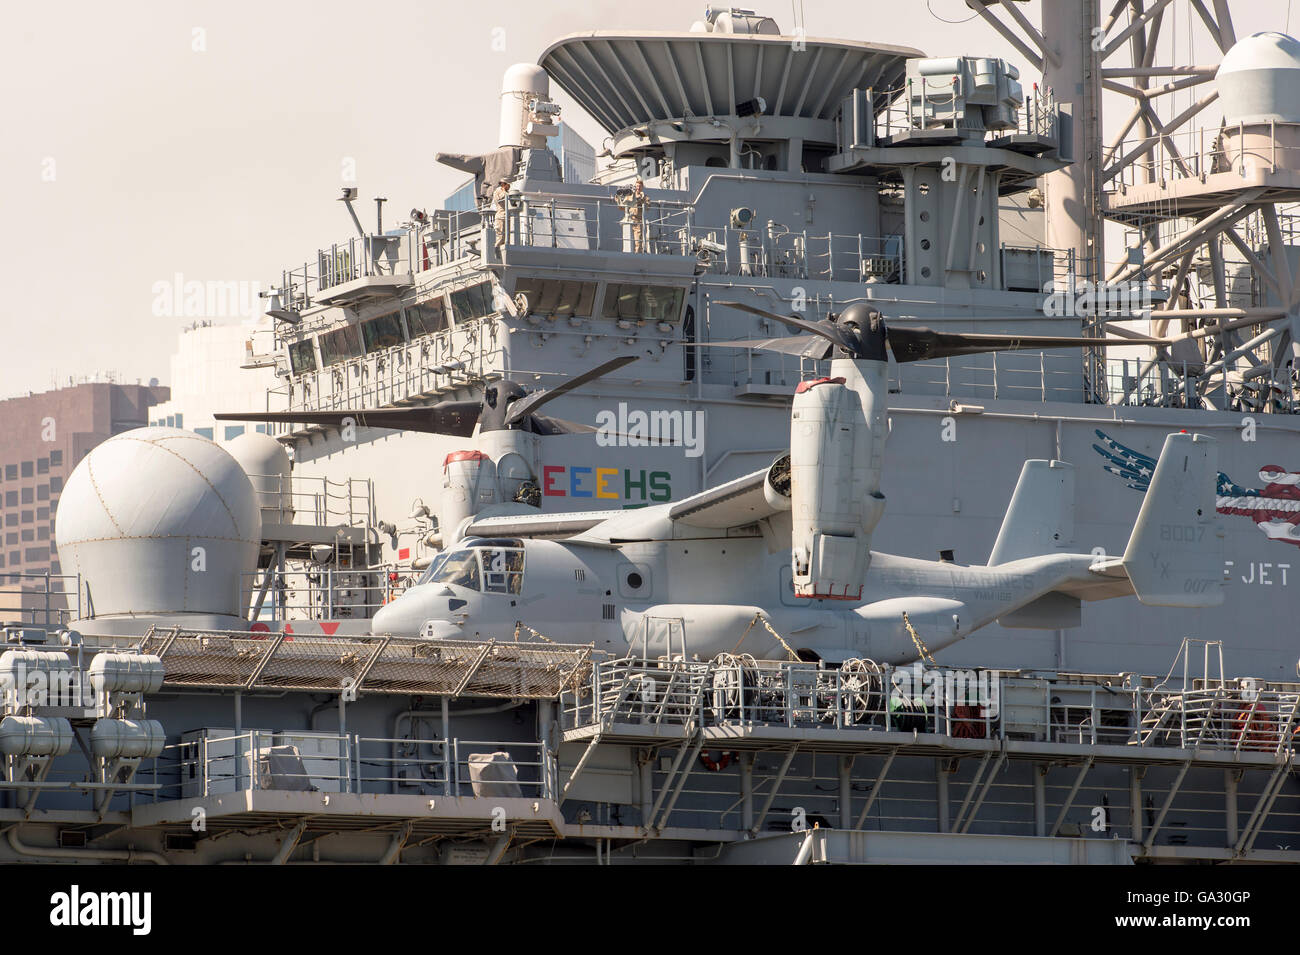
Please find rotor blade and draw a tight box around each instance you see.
[214,400,483,437]
[685,337,834,359]
[527,414,599,435]
[713,301,854,351]
[504,355,639,426]
[886,327,1167,363]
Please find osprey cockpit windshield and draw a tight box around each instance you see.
[424,539,525,594]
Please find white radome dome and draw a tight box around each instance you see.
[226,430,293,524]
[1217,32,1300,125]
[55,427,261,625]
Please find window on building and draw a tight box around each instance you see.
[2,491,12,508]
[404,301,448,338]
[20,488,32,505]
[21,511,32,524]
[20,529,33,542]
[4,465,15,481]
[195,427,214,440]
[49,476,62,493]
[165,415,175,427]
[37,486,49,502]
[513,278,597,319]
[49,451,62,467]
[449,282,495,324]
[7,552,18,566]
[36,507,48,521]
[318,325,363,366]
[37,458,48,474]
[602,284,685,323]
[4,515,14,527]
[37,526,48,541]
[5,533,15,546]
[24,547,48,562]
[224,425,245,441]
[20,461,32,478]
[175,413,183,429]
[288,339,317,374]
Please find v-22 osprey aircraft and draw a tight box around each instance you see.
[367,302,1225,664]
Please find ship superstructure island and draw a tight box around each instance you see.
[4,3,1300,865]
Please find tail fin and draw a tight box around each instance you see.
[1121,432,1223,607]
[988,460,1075,565]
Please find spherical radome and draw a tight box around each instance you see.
[226,431,293,523]
[1217,32,1300,125]
[55,427,261,622]
[501,62,548,97]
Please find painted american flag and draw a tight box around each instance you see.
[1094,429,1300,548]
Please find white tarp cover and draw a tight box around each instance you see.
[466,751,523,798]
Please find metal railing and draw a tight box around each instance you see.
[562,656,1300,758]
[873,81,1057,145]
[240,566,395,622]
[280,210,488,311]
[144,731,552,801]
[274,320,501,417]
[1107,119,1297,193]
[498,194,912,284]
[240,471,373,530]
[0,573,82,627]
[896,349,1083,402]
[1141,688,1300,754]
[1104,358,1299,413]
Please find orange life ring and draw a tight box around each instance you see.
[699,751,734,772]
[1234,701,1279,751]
[951,704,987,739]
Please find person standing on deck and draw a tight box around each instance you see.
[491,179,511,254]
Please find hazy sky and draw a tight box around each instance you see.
[0,0,1286,398]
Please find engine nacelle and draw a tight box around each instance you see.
[763,453,792,511]
[441,451,498,543]
[790,360,887,599]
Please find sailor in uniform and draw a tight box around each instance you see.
[491,178,511,253]
[620,177,648,253]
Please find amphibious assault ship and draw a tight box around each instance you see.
[2,2,1298,864]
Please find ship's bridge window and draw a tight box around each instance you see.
[405,300,448,338]
[319,324,363,366]
[361,311,405,353]
[288,339,317,374]
[449,281,495,324]
[602,284,685,323]
[513,278,597,319]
